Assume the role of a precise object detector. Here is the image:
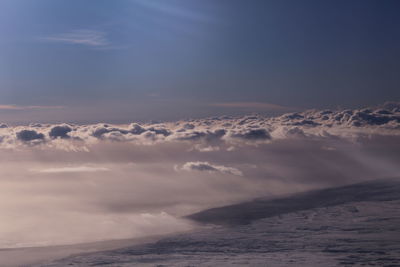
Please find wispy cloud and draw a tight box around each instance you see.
[134,0,213,23]
[35,166,110,174]
[42,30,109,47]
[210,102,293,111]
[0,105,64,111]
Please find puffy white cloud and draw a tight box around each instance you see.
[181,161,243,176]
[0,102,398,151]
[191,144,221,152]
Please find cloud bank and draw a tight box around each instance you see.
[0,102,399,150]
[0,102,399,248]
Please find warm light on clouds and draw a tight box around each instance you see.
[0,1,399,265]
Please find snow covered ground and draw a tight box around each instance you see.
[33,179,400,267]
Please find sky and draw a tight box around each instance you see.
[0,0,400,123]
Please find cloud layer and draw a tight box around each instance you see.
[0,102,399,150]
[0,102,399,248]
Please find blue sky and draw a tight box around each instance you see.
[1,0,400,123]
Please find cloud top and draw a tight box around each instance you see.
[16,130,45,142]
[0,102,399,150]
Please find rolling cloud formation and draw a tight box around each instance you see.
[0,102,398,150]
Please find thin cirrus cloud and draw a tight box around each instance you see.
[42,30,109,47]
[133,0,213,23]
[35,166,110,174]
[0,105,64,110]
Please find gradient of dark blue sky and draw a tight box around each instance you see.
[0,0,399,123]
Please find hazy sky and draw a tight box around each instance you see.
[1,0,400,123]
